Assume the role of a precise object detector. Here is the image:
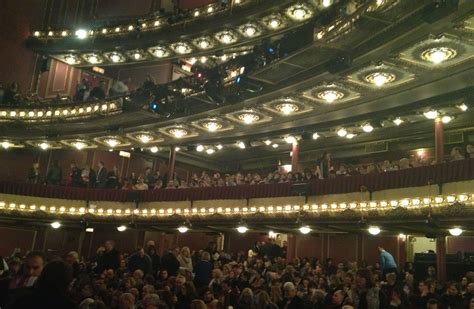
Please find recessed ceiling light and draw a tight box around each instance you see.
[423,110,438,119]
[236,225,248,233]
[421,47,457,64]
[117,225,127,232]
[285,135,297,144]
[196,145,204,152]
[457,103,468,112]
[268,18,281,29]
[238,141,246,149]
[448,227,463,236]
[110,53,123,63]
[216,144,223,150]
[322,0,332,7]
[272,143,279,148]
[51,221,61,229]
[365,72,396,87]
[73,141,87,150]
[64,55,78,65]
[368,226,381,235]
[105,138,119,148]
[276,103,299,115]
[264,140,272,146]
[441,115,452,123]
[312,133,320,140]
[337,128,347,137]
[238,112,260,124]
[39,142,50,150]
[1,141,12,149]
[206,148,215,155]
[346,133,356,139]
[243,25,258,37]
[177,226,189,233]
[393,117,404,126]
[317,90,344,103]
[202,120,222,132]
[290,7,309,20]
[168,127,188,138]
[75,29,88,39]
[150,146,159,153]
[218,31,234,44]
[137,134,153,143]
[299,226,311,234]
[362,123,374,133]
[151,47,168,58]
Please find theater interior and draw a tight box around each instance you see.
[0,0,474,308]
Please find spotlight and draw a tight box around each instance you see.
[448,227,463,236]
[368,226,381,235]
[299,226,311,234]
[236,225,248,233]
[50,221,61,229]
[117,225,127,232]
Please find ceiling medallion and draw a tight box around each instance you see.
[241,24,259,37]
[237,112,260,124]
[287,5,311,20]
[107,52,125,63]
[364,72,396,87]
[64,55,80,65]
[275,103,299,115]
[168,127,189,138]
[104,137,121,148]
[202,120,223,132]
[421,47,457,64]
[317,90,344,103]
[83,53,103,64]
[196,37,212,49]
[266,17,282,29]
[216,31,236,44]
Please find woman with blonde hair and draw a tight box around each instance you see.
[256,291,278,309]
[237,287,256,309]
[177,246,193,272]
[190,299,207,309]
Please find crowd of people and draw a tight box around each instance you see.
[0,239,473,309]
[25,145,474,191]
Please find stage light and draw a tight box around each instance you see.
[150,146,159,153]
[393,118,404,126]
[177,226,189,233]
[368,226,381,235]
[236,225,248,233]
[337,128,347,137]
[299,226,311,234]
[196,145,204,152]
[441,115,452,124]
[75,29,88,39]
[50,221,61,229]
[362,123,374,133]
[424,110,438,119]
[117,225,127,232]
[448,227,463,236]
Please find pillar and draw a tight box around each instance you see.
[291,143,299,173]
[286,234,297,262]
[436,236,447,282]
[435,118,444,164]
[168,146,176,180]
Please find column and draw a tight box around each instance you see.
[291,143,299,173]
[286,234,297,262]
[436,236,447,282]
[435,117,444,164]
[168,146,176,180]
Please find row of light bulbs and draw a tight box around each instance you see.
[46,221,465,237]
[42,3,314,66]
[1,194,470,218]
[32,0,249,39]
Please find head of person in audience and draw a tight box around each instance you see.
[451,146,464,159]
[118,292,135,309]
[104,240,115,252]
[66,251,79,265]
[24,251,45,278]
[37,260,73,295]
[283,282,297,299]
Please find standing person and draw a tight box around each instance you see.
[350,269,387,309]
[97,240,120,273]
[145,242,161,275]
[89,80,107,100]
[109,77,131,97]
[128,247,152,275]
[9,251,44,289]
[69,163,83,187]
[96,161,108,188]
[27,163,41,184]
[378,246,398,279]
[177,246,193,273]
[317,152,331,179]
[161,247,181,276]
[194,252,213,288]
[144,167,155,189]
[107,166,120,188]
[46,160,62,185]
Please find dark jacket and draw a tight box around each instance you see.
[96,167,108,188]
[161,252,180,276]
[7,286,78,309]
[128,253,152,274]
[97,249,120,273]
[194,260,213,287]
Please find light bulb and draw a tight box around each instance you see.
[216,144,223,150]
[393,118,404,126]
[299,226,311,234]
[448,227,463,236]
[272,144,279,148]
[206,148,215,155]
[457,103,468,112]
[322,0,332,7]
[117,225,127,232]
[362,123,374,133]
[312,133,320,140]
[75,29,88,39]
[110,54,121,63]
[196,145,204,152]
[150,146,159,153]
[368,226,381,235]
[106,139,119,148]
[50,221,61,229]
[237,226,248,233]
[264,140,272,146]
[39,142,49,150]
[441,115,452,124]
[424,110,438,119]
[285,136,297,144]
[337,128,347,137]
[177,226,189,233]
[73,142,86,150]
[238,142,246,149]
[373,73,389,87]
